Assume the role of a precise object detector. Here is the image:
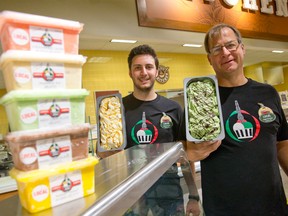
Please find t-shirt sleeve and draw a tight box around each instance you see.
[272,88,288,141]
[277,101,288,141]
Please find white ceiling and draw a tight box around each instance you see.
[0,0,288,83]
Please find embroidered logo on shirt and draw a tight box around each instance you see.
[131,112,159,144]
[258,103,276,123]
[226,100,260,142]
[160,112,173,129]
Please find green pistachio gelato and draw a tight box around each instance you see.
[186,79,221,140]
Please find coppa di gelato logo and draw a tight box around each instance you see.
[31,29,62,46]
[33,64,64,81]
[131,112,159,144]
[226,100,260,142]
[39,101,70,118]
[38,141,70,158]
[51,175,81,192]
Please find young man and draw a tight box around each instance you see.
[123,44,200,216]
[184,23,288,215]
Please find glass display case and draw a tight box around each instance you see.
[0,141,203,216]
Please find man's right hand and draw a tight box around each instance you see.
[182,140,221,162]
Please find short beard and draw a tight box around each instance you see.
[134,83,154,93]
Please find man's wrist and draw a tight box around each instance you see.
[188,194,200,201]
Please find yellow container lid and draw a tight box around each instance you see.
[10,157,98,183]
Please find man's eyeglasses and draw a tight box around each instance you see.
[209,41,240,56]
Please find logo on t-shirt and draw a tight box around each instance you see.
[131,112,159,144]
[258,103,276,123]
[160,112,173,129]
[225,100,260,142]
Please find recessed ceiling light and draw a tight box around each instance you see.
[272,50,284,53]
[182,44,202,48]
[110,39,137,43]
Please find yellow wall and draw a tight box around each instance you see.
[244,62,288,92]
[268,66,288,92]
[0,89,8,136]
[0,50,287,136]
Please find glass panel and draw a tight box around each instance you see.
[122,147,204,216]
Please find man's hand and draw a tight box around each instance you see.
[186,199,201,216]
[184,140,221,162]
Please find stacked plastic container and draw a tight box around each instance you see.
[0,11,98,213]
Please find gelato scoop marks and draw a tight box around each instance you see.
[99,96,124,150]
[186,78,221,141]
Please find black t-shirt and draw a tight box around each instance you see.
[123,93,183,148]
[181,78,288,215]
[122,93,184,204]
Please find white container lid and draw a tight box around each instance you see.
[0,10,83,32]
[0,50,87,66]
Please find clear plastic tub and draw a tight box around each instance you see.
[0,89,89,132]
[5,123,91,171]
[9,157,98,213]
[0,10,83,54]
[183,75,225,142]
[0,50,86,92]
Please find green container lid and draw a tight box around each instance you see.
[0,89,89,105]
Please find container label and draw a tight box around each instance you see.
[32,184,49,202]
[31,62,65,89]
[20,147,38,165]
[37,135,72,169]
[29,26,65,53]
[14,67,32,84]
[11,28,29,46]
[50,170,83,207]
[20,107,38,124]
[38,99,71,128]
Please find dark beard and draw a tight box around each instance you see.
[135,84,154,93]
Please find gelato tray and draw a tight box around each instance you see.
[96,93,127,152]
[184,75,225,141]
[0,10,83,54]
[0,89,89,132]
[0,50,86,92]
[5,123,91,171]
[9,156,98,213]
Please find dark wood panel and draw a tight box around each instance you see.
[136,0,288,42]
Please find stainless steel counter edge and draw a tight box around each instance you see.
[82,141,186,216]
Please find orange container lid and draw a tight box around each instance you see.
[0,10,84,33]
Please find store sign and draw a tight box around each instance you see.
[136,0,288,41]
[223,0,287,16]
